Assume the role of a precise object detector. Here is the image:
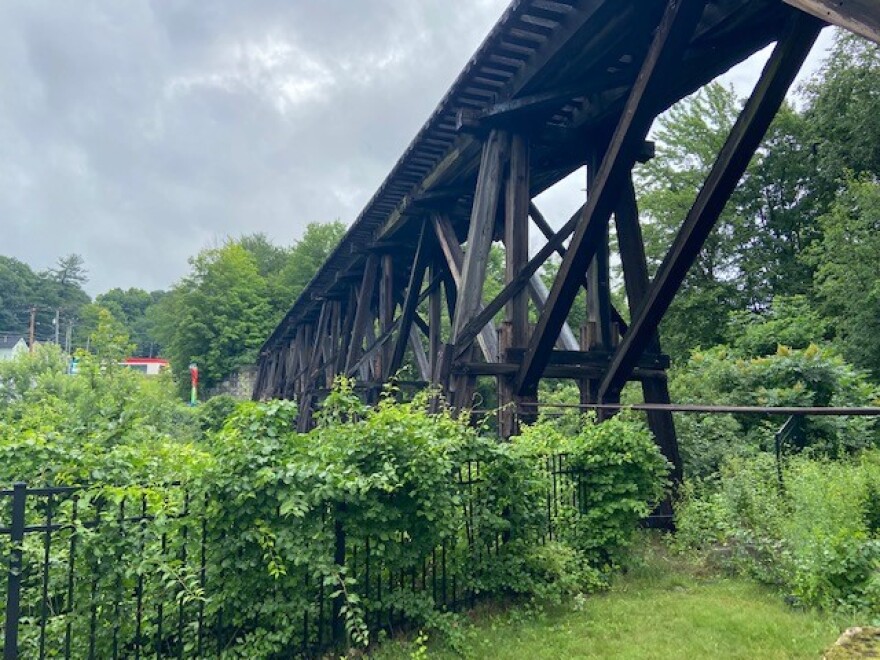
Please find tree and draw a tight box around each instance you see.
[810,177,880,378]
[46,254,88,288]
[633,82,747,358]
[94,287,165,356]
[271,221,346,317]
[151,243,273,394]
[0,256,39,332]
[803,33,880,203]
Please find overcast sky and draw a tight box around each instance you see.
[0,1,835,296]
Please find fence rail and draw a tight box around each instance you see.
[1,456,584,659]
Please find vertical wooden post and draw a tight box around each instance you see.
[450,129,508,344]
[500,133,531,437]
[346,256,379,373]
[615,179,683,502]
[582,147,614,410]
[429,259,443,380]
[449,129,508,411]
[379,253,395,380]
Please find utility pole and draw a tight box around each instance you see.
[28,306,36,353]
[54,308,60,345]
[65,318,74,354]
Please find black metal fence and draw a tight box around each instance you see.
[1,456,585,659]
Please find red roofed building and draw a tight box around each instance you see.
[123,357,170,376]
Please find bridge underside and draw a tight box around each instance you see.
[254,0,879,494]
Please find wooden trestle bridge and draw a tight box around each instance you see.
[253,0,880,486]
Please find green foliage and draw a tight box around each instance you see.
[676,452,880,616]
[670,342,880,478]
[0,318,205,486]
[151,224,344,395]
[726,295,833,358]
[803,34,880,203]
[810,177,880,378]
[513,415,670,569]
[151,242,273,394]
[2,365,670,656]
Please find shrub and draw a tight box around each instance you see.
[513,413,671,569]
[670,344,880,478]
[676,452,880,615]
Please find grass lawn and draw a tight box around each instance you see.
[373,541,846,659]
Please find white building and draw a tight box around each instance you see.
[0,335,28,361]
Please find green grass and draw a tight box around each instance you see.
[372,542,845,659]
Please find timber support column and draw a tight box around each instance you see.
[449,128,508,412]
[499,133,534,437]
[582,146,614,416]
[615,179,681,525]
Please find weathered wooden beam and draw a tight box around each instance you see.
[409,327,431,381]
[504,347,669,370]
[783,0,878,44]
[335,287,357,374]
[527,274,579,351]
[614,177,683,493]
[599,12,823,401]
[585,147,613,353]
[388,220,430,377]
[432,213,499,361]
[516,0,708,396]
[451,129,508,345]
[345,255,379,372]
[451,200,586,357]
[379,254,395,376]
[528,201,630,333]
[346,273,446,379]
[505,133,531,347]
[429,260,443,378]
[455,362,666,381]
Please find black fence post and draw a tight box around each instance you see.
[4,482,27,660]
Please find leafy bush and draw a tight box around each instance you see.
[670,344,880,478]
[513,414,671,569]
[1,356,671,656]
[676,452,880,615]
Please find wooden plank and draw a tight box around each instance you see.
[389,220,430,377]
[455,362,667,381]
[615,177,682,488]
[585,147,613,351]
[783,0,879,43]
[505,347,669,369]
[528,202,629,333]
[516,0,709,396]
[529,202,627,332]
[599,12,823,401]
[344,255,379,372]
[527,274,579,351]
[452,200,586,357]
[336,287,358,374]
[409,327,431,381]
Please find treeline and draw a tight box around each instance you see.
[0,222,346,393]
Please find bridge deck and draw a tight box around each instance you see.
[261,0,794,352]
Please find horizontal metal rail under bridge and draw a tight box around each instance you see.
[253,0,880,505]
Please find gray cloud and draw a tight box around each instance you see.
[0,1,835,295]
[0,0,507,293]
